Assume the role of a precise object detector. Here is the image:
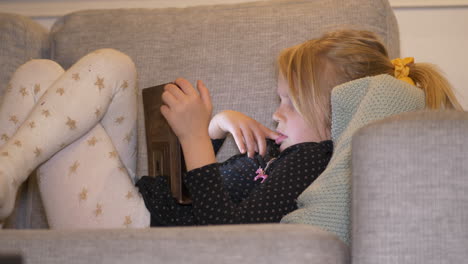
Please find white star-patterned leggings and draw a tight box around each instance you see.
[0,49,150,228]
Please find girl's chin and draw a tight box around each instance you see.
[279,142,289,152]
[276,135,289,151]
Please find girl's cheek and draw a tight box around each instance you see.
[283,105,295,115]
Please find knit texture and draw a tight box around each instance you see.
[281,74,425,244]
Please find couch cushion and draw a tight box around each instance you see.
[0,224,349,264]
[49,0,400,177]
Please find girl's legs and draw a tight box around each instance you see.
[0,49,150,228]
[0,59,64,223]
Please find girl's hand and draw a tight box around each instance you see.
[209,110,280,158]
[160,78,212,143]
[160,78,216,171]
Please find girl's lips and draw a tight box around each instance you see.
[275,134,288,145]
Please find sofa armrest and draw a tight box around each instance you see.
[351,110,468,264]
[0,224,349,264]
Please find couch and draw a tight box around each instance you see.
[1,0,467,263]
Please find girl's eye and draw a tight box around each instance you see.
[282,96,292,106]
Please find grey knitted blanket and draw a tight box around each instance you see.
[281,74,425,244]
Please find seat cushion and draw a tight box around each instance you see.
[0,224,349,264]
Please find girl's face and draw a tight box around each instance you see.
[273,75,323,151]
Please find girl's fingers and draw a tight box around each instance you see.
[174,78,197,96]
[164,83,185,100]
[262,125,281,140]
[254,131,267,157]
[242,128,256,158]
[197,80,212,111]
[232,129,246,154]
[161,90,179,108]
[213,110,274,157]
[160,105,171,120]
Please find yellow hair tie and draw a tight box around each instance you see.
[391,57,415,86]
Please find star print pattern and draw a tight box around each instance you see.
[42,109,51,117]
[0,53,140,228]
[79,188,88,201]
[87,136,98,146]
[123,215,132,227]
[66,117,77,130]
[124,131,132,143]
[94,203,103,217]
[56,88,65,96]
[126,191,134,199]
[13,140,22,147]
[19,87,29,97]
[121,81,128,90]
[34,84,41,95]
[34,147,42,157]
[9,115,18,125]
[95,77,105,91]
[72,73,80,81]
[115,116,125,124]
[69,161,80,174]
[95,108,101,118]
[109,151,118,159]
[137,139,333,226]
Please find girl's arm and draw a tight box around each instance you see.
[209,110,280,158]
[160,78,216,171]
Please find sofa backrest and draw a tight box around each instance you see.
[0,13,49,100]
[49,0,400,177]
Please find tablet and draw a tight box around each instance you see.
[142,83,191,204]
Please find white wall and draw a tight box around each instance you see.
[395,7,468,109]
[1,0,467,109]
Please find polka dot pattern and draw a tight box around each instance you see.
[137,139,333,226]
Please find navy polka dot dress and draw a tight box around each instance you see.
[136,139,333,226]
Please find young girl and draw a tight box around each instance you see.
[0,49,332,228]
[137,77,333,225]
[0,29,461,228]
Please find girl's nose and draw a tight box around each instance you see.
[272,110,280,123]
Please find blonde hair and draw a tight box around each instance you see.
[277,29,462,137]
